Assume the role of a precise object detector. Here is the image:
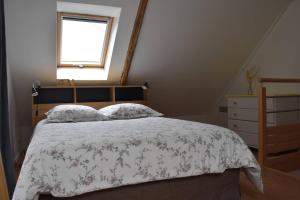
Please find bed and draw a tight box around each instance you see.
[38,169,241,200]
[13,86,262,200]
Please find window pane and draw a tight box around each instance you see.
[60,18,108,65]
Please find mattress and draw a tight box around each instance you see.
[13,117,262,200]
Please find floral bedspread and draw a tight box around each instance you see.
[13,117,263,200]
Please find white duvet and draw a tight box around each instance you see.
[13,117,263,200]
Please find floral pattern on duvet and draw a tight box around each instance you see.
[13,117,263,200]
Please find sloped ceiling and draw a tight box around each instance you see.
[4,0,293,151]
[127,0,292,116]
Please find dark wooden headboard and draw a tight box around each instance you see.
[32,86,147,125]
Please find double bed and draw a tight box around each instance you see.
[13,86,262,200]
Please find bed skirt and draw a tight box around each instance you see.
[39,169,240,200]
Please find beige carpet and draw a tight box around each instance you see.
[240,167,300,200]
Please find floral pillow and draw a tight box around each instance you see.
[98,103,163,120]
[46,105,107,123]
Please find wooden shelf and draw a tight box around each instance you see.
[32,85,148,125]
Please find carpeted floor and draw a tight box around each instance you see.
[240,167,300,200]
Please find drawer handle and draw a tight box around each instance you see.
[233,101,237,105]
[233,124,237,128]
[233,113,237,117]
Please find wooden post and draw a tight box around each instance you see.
[120,0,149,85]
[258,86,267,167]
[112,86,116,102]
[0,153,9,200]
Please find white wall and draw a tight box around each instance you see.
[4,0,292,153]
[128,0,291,117]
[227,0,300,97]
[4,0,139,153]
[212,0,300,127]
[7,62,19,157]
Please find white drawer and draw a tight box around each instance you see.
[228,108,258,121]
[235,131,258,148]
[228,120,258,133]
[228,97,257,109]
[267,111,299,124]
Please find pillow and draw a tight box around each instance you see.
[46,105,107,123]
[98,103,163,120]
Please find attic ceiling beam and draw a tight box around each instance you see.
[120,0,148,85]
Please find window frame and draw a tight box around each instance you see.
[56,12,113,68]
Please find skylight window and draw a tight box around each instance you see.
[57,12,113,68]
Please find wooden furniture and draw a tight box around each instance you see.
[228,95,299,148]
[28,85,242,200]
[0,153,9,200]
[258,78,300,172]
[40,169,240,200]
[32,85,147,125]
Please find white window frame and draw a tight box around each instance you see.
[56,12,113,68]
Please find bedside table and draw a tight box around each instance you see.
[227,95,300,148]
